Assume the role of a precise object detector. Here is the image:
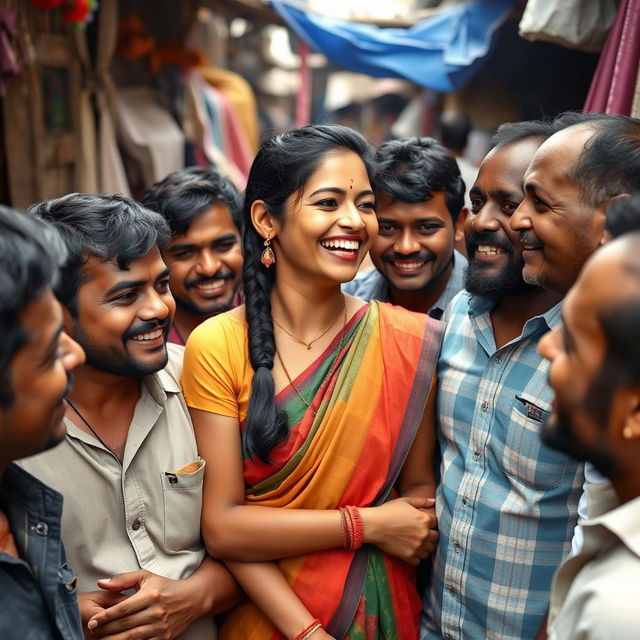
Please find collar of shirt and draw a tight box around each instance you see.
[64,369,183,470]
[0,464,63,524]
[583,490,640,559]
[467,294,562,339]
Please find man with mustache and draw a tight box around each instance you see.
[343,137,467,318]
[0,206,85,639]
[509,114,640,569]
[538,233,640,639]
[422,119,584,640]
[19,194,239,640]
[143,167,243,345]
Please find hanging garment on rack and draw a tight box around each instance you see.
[198,65,259,153]
[112,85,185,188]
[184,71,247,189]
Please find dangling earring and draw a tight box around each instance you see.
[261,234,276,268]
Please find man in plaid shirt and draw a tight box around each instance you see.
[422,118,584,640]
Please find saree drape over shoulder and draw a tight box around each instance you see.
[182,301,444,640]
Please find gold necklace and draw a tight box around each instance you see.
[273,302,344,350]
[275,301,348,416]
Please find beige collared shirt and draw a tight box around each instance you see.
[19,345,215,640]
[548,481,640,640]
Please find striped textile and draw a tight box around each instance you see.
[421,292,584,640]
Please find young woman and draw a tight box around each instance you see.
[182,125,444,640]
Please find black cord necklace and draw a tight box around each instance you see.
[65,399,121,462]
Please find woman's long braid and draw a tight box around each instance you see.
[242,225,289,462]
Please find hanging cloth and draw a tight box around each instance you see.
[75,0,130,195]
[197,65,260,153]
[112,86,185,187]
[270,0,514,93]
[583,0,640,115]
[519,0,617,53]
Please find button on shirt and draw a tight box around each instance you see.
[0,464,83,640]
[343,250,467,320]
[549,483,640,640]
[19,345,215,640]
[422,292,584,640]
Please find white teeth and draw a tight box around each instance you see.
[393,261,425,270]
[131,328,163,341]
[196,279,224,291]
[477,244,506,255]
[320,239,361,251]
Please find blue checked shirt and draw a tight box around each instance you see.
[422,292,584,640]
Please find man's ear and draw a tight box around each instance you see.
[455,207,468,244]
[622,391,640,440]
[250,200,279,241]
[600,193,630,246]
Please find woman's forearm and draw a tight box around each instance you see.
[225,560,334,640]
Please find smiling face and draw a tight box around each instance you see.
[268,150,378,287]
[69,246,176,377]
[510,125,607,294]
[163,203,243,317]
[537,245,639,476]
[464,137,543,298]
[1,289,84,462]
[369,191,456,293]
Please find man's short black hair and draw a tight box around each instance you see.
[491,120,556,148]
[374,136,465,223]
[0,206,67,406]
[567,115,640,208]
[143,166,242,237]
[491,112,615,149]
[30,193,170,316]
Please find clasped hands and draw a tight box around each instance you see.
[80,569,197,640]
[363,495,438,566]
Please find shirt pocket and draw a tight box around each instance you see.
[161,458,205,552]
[502,394,569,491]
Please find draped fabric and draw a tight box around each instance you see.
[583,0,640,115]
[75,0,130,195]
[220,302,444,640]
[270,0,515,93]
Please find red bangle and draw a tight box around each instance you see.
[338,507,349,549]
[292,618,322,640]
[345,505,364,550]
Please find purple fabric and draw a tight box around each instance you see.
[0,6,23,96]
[584,0,640,114]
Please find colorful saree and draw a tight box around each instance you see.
[220,301,443,640]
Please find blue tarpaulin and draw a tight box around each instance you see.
[271,0,516,92]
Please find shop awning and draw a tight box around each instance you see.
[270,0,515,92]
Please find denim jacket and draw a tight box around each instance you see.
[0,464,83,640]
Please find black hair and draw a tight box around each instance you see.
[605,193,640,239]
[0,206,67,406]
[373,137,465,223]
[142,166,242,236]
[567,115,640,208]
[440,111,472,154]
[491,112,618,149]
[491,120,556,148]
[29,193,170,315]
[242,124,374,462]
